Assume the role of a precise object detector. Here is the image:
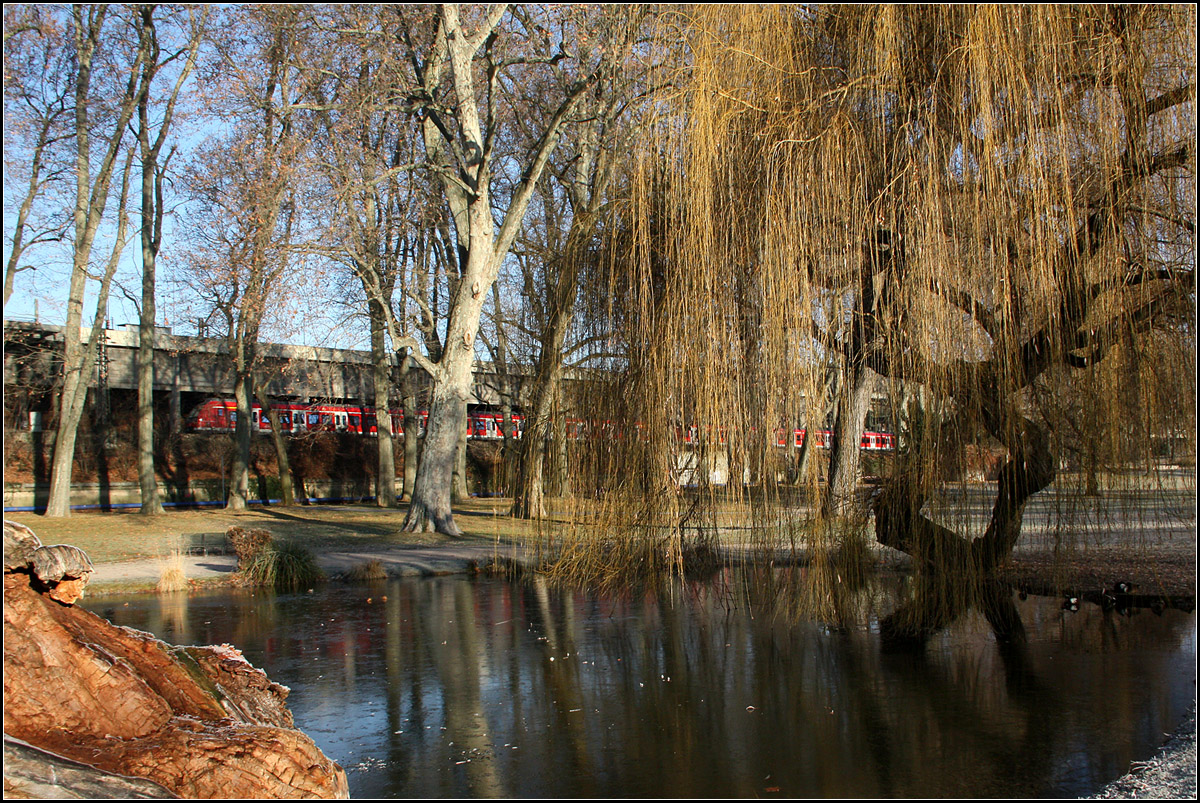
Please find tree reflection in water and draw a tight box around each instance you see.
[85,570,1195,798]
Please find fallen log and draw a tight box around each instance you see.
[2,520,348,799]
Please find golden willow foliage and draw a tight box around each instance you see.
[545,5,1195,588]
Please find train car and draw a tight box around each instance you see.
[467,411,524,440]
[186,398,893,450]
[188,399,514,441]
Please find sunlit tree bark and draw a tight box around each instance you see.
[45,5,147,517]
[391,4,606,534]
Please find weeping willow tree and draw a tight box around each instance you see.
[555,5,1195,585]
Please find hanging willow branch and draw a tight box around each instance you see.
[560,4,1195,583]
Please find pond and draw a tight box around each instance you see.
[82,570,1195,798]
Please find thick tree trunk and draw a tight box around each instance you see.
[512,422,549,519]
[403,377,468,535]
[512,367,561,519]
[823,365,877,517]
[874,412,1056,574]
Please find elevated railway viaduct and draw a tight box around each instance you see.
[3,319,522,434]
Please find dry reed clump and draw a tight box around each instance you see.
[156,546,188,594]
[342,559,387,582]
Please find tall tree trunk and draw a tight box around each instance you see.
[254,386,294,506]
[134,3,201,516]
[45,7,143,517]
[226,370,253,510]
[452,398,470,502]
[370,305,397,507]
[136,137,162,514]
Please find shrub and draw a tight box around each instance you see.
[226,526,273,571]
[243,540,325,592]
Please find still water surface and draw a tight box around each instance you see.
[84,571,1195,798]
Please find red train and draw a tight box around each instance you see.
[185,398,894,450]
[185,399,514,439]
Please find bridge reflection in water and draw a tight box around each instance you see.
[84,571,1195,798]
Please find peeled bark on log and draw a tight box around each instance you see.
[29,544,94,605]
[3,543,347,799]
[4,735,177,799]
[4,520,41,572]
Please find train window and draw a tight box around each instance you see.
[308,412,320,426]
[216,407,226,419]
[349,414,360,429]
[280,412,290,427]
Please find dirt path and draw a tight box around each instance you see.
[6,489,1194,596]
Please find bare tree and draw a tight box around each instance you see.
[133,3,206,515]
[44,5,148,517]
[508,8,646,518]
[180,5,308,510]
[386,4,612,534]
[299,4,438,507]
[3,6,73,308]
